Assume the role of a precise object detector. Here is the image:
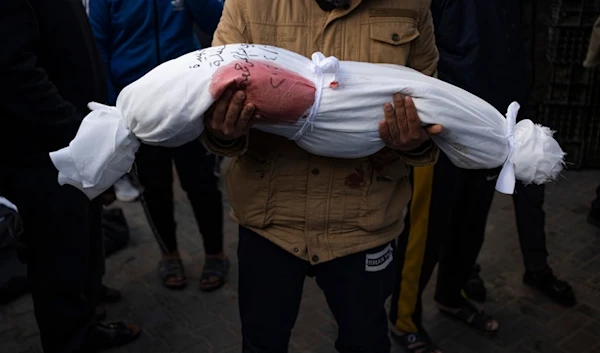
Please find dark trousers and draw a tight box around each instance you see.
[1,164,103,353]
[390,153,498,331]
[435,165,549,306]
[238,226,396,353]
[513,182,548,272]
[135,140,223,255]
[433,153,498,308]
[390,153,551,333]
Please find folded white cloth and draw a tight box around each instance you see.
[0,197,18,212]
[50,44,565,199]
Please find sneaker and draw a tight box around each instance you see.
[113,177,140,202]
[389,327,442,353]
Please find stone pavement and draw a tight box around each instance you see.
[1,167,600,353]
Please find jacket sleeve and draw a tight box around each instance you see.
[0,0,82,143]
[89,0,117,105]
[187,0,224,36]
[584,16,600,68]
[200,0,251,157]
[407,5,439,77]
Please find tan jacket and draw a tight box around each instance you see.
[584,16,600,68]
[202,0,439,264]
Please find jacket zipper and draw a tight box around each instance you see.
[152,0,161,65]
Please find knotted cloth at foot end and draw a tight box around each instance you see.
[495,102,565,194]
[49,102,140,200]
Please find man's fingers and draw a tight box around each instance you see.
[379,120,392,145]
[224,91,246,133]
[237,103,256,129]
[404,96,422,139]
[211,89,233,127]
[242,114,261,134]
[425,124,444,135]
[384,102,399,144]
[393,93,409,140]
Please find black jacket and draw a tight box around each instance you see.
[430,0,529,114]
[0,0,107,167]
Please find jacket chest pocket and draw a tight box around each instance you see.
[368,17,420,64]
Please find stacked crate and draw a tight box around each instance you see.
[539,0,600,168]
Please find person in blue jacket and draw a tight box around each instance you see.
[89,0,229,291]
[388,1,574,352]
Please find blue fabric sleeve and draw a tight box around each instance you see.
[89,0,117,105]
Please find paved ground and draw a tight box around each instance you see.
[2,166,600,353]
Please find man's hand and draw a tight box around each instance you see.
[379,93,443,152]
[205,89,260,141]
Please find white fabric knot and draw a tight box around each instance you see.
[49,102,140,200]
[495,101,520,194]
[310,52,340,83]
[290,52,340,141]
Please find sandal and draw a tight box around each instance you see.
[390,330,442,353]
[92,321,141,351]
[438,299,499,334]
[158,258,187,289]
[200,257,230,292]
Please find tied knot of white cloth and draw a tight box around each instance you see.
[495,101,520,194]
[311,52,340,81]
[290,52,340,141]
[48,102,140,200]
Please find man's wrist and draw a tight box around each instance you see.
[207,131,239,146]
[214,137,238,146]
[401,139,432,155]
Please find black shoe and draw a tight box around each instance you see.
[523,267,576,307]
[390,329,441,353]
[464,263,487,303]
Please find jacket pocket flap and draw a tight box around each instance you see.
[369,19,419,45]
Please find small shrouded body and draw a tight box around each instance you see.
[49,44,565,199]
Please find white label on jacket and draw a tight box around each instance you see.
[365,243,393,272]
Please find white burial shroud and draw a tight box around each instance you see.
[49,44,566,199]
